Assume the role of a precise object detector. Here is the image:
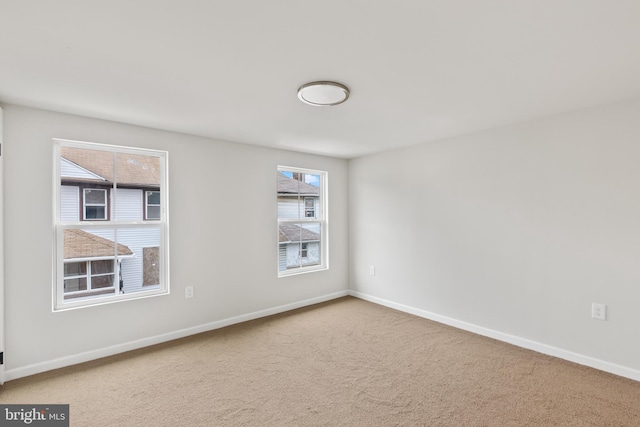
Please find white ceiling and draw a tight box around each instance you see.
[2,1,640,159]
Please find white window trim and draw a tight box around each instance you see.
[53,138,170,311]
[277,165,328,277]
[304,197,316,218]
[145,190,161,220]
[83,188,108,220]
[63,258,117,297]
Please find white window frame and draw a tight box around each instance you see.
[83,188,108,220]
[277,166,328,277]
[145,190,161,220]
[304,197,316,218]
[53,138,170,311]
[63,258,116,297]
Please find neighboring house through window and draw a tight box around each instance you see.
[54,139,169,310]
[277,166,327,275]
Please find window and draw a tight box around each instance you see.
[304,197,316,218]
[64,260,115,298]
[277,166,327,276]
[146,191,161,220]
[83,188,108,220]
[54,139,169,310]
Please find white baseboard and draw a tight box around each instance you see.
[4,290,348,382]
[348,290,640,382]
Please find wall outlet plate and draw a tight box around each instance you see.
[185,286,194,299]
[591,303,606,320]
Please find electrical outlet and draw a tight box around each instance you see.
[591,303,606,320]
[185,286,194,299]
[370,266,375,276]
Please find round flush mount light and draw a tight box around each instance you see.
[297,81,350,106]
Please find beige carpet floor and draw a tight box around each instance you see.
[2,296,640,426]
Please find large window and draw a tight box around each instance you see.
[53,139,169,311]
[277,166,327,276]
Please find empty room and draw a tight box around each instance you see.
[1,1,640,425]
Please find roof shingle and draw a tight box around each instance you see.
[278,223,320,243]
[64,229,133,259]
[61,146,161,187]
[277,173,319,195]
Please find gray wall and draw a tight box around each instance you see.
[349,98,640,377]
[3,104,349,379]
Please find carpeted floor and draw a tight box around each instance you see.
[2,296,640,426]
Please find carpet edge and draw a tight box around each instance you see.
[348,290,640,382]
[4,290,349,382]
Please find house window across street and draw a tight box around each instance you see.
[54,138,169,310]
[83,188,107,220]
[146,191,161,220]
[277,166,327,276]
[304,197,316,218]
[64,260,115,297]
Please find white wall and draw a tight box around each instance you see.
[349,97,640,378]
[2,104,349,380]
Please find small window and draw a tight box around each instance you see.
[304,197,315,218]
[277,166,327,276]
[63,262,87,293]
[146,191,161,220]
[63,260,115,298]
[54,139,169,311]
[83,188,107,220]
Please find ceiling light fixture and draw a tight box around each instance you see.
[297,81,350,106]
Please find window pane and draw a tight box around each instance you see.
[147,191,160,205]
[277,170,320,220]
[116,152,161,187]
[278,222,321,270]
[60,146,114,184]
[61,147,112,222]
[92,260,114,275]
[64,229,118,260]
[119,226,161,293]
[64,262,86,277]
[147,205,161,219]
[85,206,106,219]
[91,274,114,289]
[85,189,106,204]
[305,174,320,187]
[64,278,87,292]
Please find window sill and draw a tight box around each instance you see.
[278,265,328,278]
